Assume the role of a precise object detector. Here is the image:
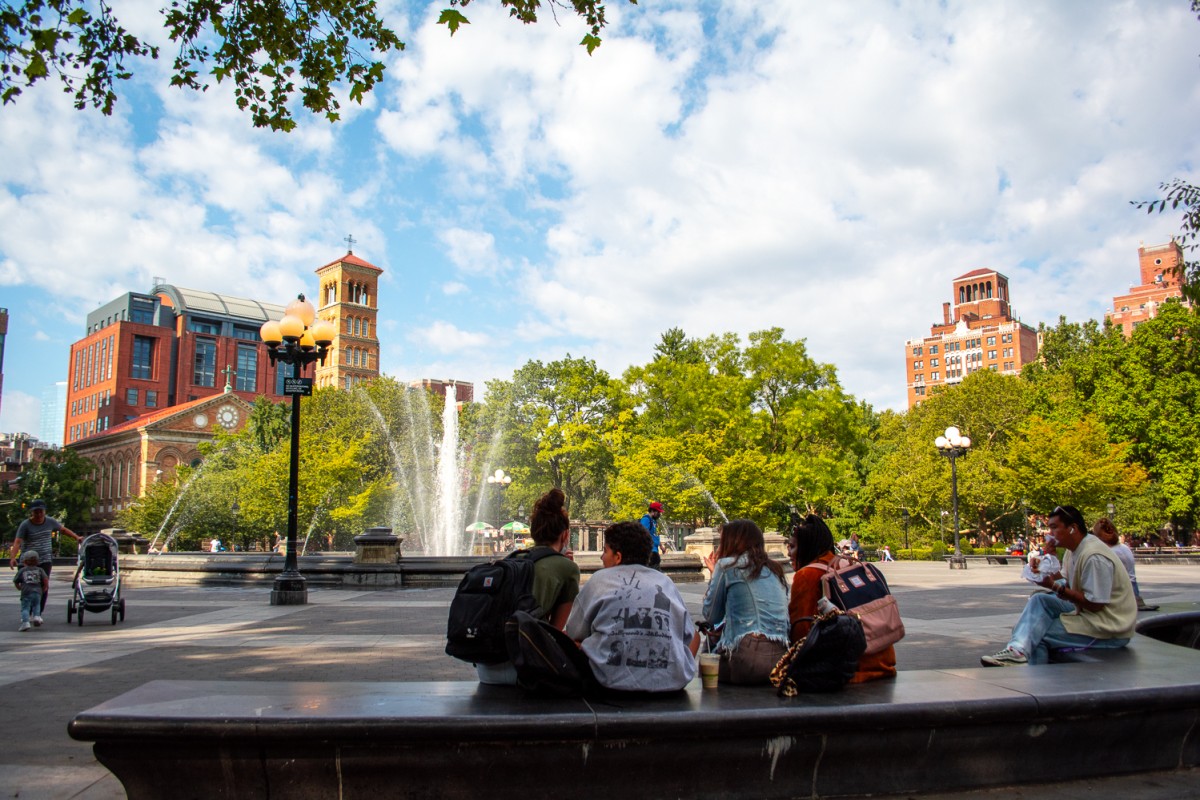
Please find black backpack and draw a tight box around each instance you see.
[505,609,600,697]
[770,610,867,695]
[445,548,562,665]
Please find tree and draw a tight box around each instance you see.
[1,0,634,131]
[0,448,97,539]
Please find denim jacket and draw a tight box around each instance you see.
[701,554,790,651]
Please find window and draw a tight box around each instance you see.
[275,364,288,395]
[126,388,138,405]
[146,391,157,408]
[988,350,997,359]
[236,344,258,392]
[987,336,995,346]
[131,302,155,324]
[912,346,922,356]
[193,339,217,387]
[188,318,221,335]
[930,345,938,354]
[233,326,259,341]
[131,336,154,380]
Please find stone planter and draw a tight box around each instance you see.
[353,528,403,564]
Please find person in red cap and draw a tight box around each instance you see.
[640,502,665,568]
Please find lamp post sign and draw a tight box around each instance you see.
[283,377,313,396]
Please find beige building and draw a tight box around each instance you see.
[314,251,383,390]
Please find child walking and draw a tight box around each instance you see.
[13,551,48,631]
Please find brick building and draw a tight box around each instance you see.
[904,269,1039,407]
[68,391,253,530]
[410,379,474,404]
[64,286,288,445]
[1106,240,1190,336]
[314,251,383,390]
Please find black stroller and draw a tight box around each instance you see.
[67,533,126,626]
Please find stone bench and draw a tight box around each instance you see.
[69,628,1200,800]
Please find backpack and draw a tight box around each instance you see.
[505,609,600,697]
[445,548,563,665]
[806,555,905,655]
[770,609,866,695]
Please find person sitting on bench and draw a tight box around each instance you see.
[981,505,1136,667]
[566,521,700,692]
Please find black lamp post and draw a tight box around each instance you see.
[1107,501,1116,523]
[231,500,240,551]
[901,508,910,555]
[936,426,972,569]
[260,294,335,606]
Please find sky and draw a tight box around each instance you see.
[1,0,1199,437]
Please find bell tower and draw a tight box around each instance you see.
[313,246,383,390]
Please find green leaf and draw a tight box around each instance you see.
[437,9,470,35]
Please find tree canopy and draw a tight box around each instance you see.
[1,0,635,130]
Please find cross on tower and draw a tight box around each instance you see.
[344,234,356,254]
[222,364,236,393]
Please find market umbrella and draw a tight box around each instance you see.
[501,521,530,534]
[465,521,496,533]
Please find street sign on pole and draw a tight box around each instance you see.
[284,378,313,396]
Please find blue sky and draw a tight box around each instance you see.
[2,1,1199,437]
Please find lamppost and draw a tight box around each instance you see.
[259,294,335,606]
[901,508,910,555]
[487,469,512,528]
[231,499,240,552]
[936,426,972,569]
[1107,501,1116,523]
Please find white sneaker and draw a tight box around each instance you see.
[32,616,43,627]
[981,647,1028,667]
[18,622,31,632]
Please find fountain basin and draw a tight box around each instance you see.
[118,552,707,589]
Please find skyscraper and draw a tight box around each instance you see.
[39,381,67,446]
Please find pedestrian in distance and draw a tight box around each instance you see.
[13,551,49,631]
[639,501,666,569]
[10,499,82,615]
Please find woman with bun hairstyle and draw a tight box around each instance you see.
[787,514,896,683]
[701,519,789,685]
[475,487,581,685]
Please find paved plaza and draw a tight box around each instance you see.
[1,561,1198,799]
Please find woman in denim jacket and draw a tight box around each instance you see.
[701,520,790,684]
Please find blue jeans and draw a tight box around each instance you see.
[20,594,40,623]
[1008,592,1129,665]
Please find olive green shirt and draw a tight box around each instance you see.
[525,546,581,618]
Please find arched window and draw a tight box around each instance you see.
[959,286,965,303]
[987,281,993,298]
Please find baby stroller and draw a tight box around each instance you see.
[67,533,126,626]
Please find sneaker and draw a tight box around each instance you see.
[18,622,31,632]
[981,647,1027,667]
[32,616,43,627]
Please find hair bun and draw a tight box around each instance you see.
[536,487,566,515]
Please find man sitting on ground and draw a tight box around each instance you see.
[981,505,1136,667]
[566,521,700,692]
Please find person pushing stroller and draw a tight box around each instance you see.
[13,551,49,631]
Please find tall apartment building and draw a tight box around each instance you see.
[39,381,67,446]
[64,286,288,445]
[904,269,1039,408]
[1106,240,1189,336]
[314,250,383,390]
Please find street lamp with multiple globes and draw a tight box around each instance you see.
[260,294,336,606]
[935,425,972,569]
[487,469,512,528]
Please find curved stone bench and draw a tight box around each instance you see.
[69,624,1200,800]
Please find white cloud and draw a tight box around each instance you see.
[0,391,41,436]
[408,321,491,353]
[439,228,500,274]
[442,281,469,296]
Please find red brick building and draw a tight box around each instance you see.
[68,391,253,530]
[410,379,474,404]
[64,287,288,445]
[314,251,383,390]
[904,270,1039,407]
[1106,240,1190,336]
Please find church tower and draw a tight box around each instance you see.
[313,247,383,390]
